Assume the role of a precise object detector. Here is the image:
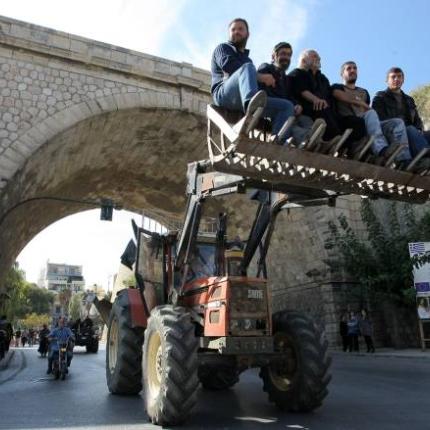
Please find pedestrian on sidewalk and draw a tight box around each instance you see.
[21,329,28,347]
[359,309,375,353]
[14,329,21,347]
[29,328,35,346]
[347,311,360,352]
[339,312,349,352]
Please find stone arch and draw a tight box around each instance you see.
[5,88,207,182]
[0,103,253,285]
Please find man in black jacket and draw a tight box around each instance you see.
[332,61,413,165]
[257,42,316,144]
[289,49,341,140]
[372,67,430,157]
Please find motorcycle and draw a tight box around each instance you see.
[52,340,70,380]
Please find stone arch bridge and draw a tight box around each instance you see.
[0,16,363,345]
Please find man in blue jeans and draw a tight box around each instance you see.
[332,61,430,171]
[46,316,74,374]
[211,18,295,142]
[372,67,430,158]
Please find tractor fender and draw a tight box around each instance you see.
[116,288,148,329]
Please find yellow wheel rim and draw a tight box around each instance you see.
[269,332,297,391]
[147,331,162,400]
[108,317,119,374]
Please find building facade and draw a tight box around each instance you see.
[39,262,85,318]
[39,262,85,292]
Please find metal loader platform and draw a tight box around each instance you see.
[206,105,430,204]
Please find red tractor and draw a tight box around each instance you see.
[95,103,430,425]
[96,161,332,426]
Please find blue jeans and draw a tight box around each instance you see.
[406,125,430,157]
[291,115,313,142]
[212,63,295,139]
[48,348,73,370]
[359,110,411,161]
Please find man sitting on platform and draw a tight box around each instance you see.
[372,67,430,158]
[288,49,342,142]
[257,42,320,145]
[211,18,295,142]
[332,61,428,171]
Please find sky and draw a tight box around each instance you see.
[3,0,430,286]
[17,209,143,289]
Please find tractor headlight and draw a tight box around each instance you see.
[230,319,240,330]
[243,319,253,330]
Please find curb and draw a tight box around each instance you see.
[0,350,15,371]
[0,349,25,385]
[330,350,430,360]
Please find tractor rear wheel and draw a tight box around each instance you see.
[260,311,331,412]
[106,292,144,394]
[143,305,199,426]
[198,366,239,390]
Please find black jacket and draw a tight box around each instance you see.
[372,88,424,130]
[257,62,297,103]
[288,68,332,117]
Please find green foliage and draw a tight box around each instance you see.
[68,292,84,321]
[26,285,54,314]
[411,84,430,125]
[1,266,54,324]
[20,313,51,329]
[2,266,30,323]
[326,199,430,305]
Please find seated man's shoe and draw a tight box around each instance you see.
[245,90,267,116]
[409,158,430,174]
[348,136,372,160]
[235,90,267,136]
[379,143,407,166]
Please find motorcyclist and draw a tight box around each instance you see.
[38,324,50,357]
[46,316,75,375]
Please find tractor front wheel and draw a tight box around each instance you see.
[260,311,331,412]
[143,305,199,426]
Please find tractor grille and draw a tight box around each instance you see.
[228,282,270,336]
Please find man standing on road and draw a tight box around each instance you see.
[347,311,360,352]
[372,67,430,157]
[211,18,295,142]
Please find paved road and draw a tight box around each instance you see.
[0,346,429,430]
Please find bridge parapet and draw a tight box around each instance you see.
[0,15,211,191]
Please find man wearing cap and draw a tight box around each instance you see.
[211,18,295,141]
[372,67,430,158]
[258,42,317,144]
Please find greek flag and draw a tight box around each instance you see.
[409,242,425,255]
